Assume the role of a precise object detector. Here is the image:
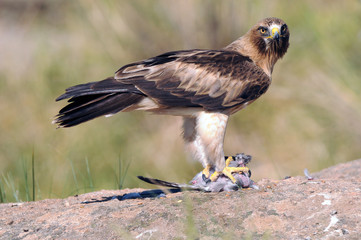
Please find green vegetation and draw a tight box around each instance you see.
[0,0,360,202]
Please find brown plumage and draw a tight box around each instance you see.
[54,17,290,181]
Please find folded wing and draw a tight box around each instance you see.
[54,50,270,127]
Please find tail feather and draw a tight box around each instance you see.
[58,94,110,114]
[137,176,203,191]
[137,176,182,189]
[56,77,142,101]
[54,77,145,127]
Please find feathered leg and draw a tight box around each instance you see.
[192,112,249,183]
[182,113,229,179]
[196,112,228,172]
[182,116,211,177]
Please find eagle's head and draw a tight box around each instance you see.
[225,17,290,75]
[251,17,290,60]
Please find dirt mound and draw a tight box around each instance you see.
[1,159,360,239]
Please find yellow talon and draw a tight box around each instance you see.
[209,156,250,183]
[226,166,249,173]
[222,166,249,183]
[205,156,250,183]
[225,156,233,166]
[210,171,221,182]
[202,164,212,178]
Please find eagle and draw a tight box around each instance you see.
[54,17,290,183]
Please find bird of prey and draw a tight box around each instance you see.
[54,17,290,184]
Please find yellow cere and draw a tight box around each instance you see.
[271,27,280,37]
[266,27,280,39]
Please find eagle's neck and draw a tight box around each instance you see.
[224,37,278,77]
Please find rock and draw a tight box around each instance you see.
[1,160,360,239]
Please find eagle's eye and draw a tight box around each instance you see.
[281,24,288,35]
[258,27,268,36]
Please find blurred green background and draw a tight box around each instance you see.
[1,0,360,202]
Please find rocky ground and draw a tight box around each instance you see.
[1,159,360,240]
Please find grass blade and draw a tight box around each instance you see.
[0,178,6,203]
[85,157,94,191]
[116,156,130,190]
[32,150,35,201]
[21,156,30,202]
[69,159,79,195]
[3,173,20,202]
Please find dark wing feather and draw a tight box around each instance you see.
[54,77,145,127]
[115,50,271,113]
[56,77,143,101]
[55,93,144,127]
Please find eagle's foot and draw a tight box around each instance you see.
[202,164,213,179]
[209,156,250,183]
[209,170,222,182]
[223,166,250,183]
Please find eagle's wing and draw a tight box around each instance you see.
[54,50,271,127]
[115,50,271,113]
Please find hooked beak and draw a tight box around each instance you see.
[271,27,280,41]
